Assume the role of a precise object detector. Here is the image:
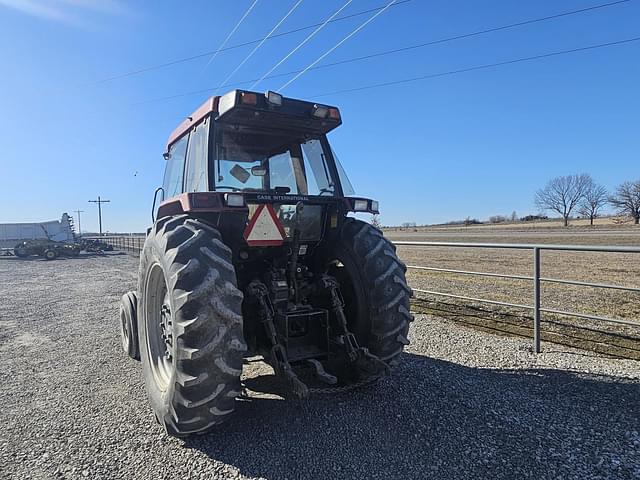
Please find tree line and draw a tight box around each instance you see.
[535,175,640,226]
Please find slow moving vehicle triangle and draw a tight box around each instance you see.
[243,204,287,246]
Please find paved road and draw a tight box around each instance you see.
[1,254,638,479]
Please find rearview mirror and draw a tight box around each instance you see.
[251,166,267,176]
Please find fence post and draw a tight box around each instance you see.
[533,247,541,353]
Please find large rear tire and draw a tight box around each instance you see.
[138,215,246,436]
[330,219,413,373]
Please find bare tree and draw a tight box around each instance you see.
[535,174,592,226]
[489,215,507,224]
[578,182,608,226]
[371,214,383,229]
[609,180,640,224]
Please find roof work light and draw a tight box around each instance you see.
[265,91,283,106]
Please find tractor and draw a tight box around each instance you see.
[119,90,413,436]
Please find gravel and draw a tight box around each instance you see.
[0,253,639,479]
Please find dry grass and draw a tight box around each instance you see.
[384,225,640,359]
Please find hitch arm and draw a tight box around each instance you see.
[318,274,390,377]
[247,281,309,399]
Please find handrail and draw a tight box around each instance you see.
[397,240,640,353]
[88,235,640,354]
[394,240,640,253]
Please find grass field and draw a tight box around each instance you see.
[385,222,640,359]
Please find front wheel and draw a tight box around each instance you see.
[137,215,246,436]
[120,291,140,360]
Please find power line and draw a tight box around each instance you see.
[134,0,635,105]
[310,36,640,98]
[95,0,412,84]
[297,0,636,78]
[200,0,260,74]
[213,0,305,94]
[250,0,354,89]
[279,0,398,91]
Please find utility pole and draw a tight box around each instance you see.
[88,196,110,235]
[74,210,84,237]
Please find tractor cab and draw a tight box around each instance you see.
[156,90,379,247]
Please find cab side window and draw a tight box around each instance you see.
[184,118,209,192]
[163,134,189,199]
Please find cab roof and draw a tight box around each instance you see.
[165,90,341,151]
[166,96,219,150]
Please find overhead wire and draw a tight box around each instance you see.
[310,36,640,98]
[93,1,412,85]
[250,0,354,89]
[278,0,398,91]
[200,0,260,73]
[287,0,636,80]
[133,0,635,104]
[213,0,305,94]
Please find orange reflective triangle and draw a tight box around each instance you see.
[243,204,287,246]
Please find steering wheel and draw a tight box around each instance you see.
[214,186,242,192]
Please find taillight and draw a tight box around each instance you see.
[190,193,222,208]
[240,92,257,105]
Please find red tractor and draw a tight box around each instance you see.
[120,90,412,436]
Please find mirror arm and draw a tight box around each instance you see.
[151,187,165,223]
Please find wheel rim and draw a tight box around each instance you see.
[120,306,130,351]
[145,263,174,391]
[46,251,55,259]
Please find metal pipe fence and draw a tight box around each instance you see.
[394,241,640,352]
[88,235,640,353]
[85,235,145,254]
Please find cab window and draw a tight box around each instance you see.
[184,119,209,192]
[163,134,189,199]
[213,124,338,196]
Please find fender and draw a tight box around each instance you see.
[156,192,248,221]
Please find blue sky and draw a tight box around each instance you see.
[0,0,638,231]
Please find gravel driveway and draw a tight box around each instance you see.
[0,254,638,479]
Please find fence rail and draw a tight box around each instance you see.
[92,235,640,353]
[85,235,145,254]
[395,241,640,352]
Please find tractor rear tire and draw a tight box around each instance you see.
[137,215,246,436]
[14,246,28,258]
[43,249,58,260]
[330,219,413,376]
[120,291,140,360]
